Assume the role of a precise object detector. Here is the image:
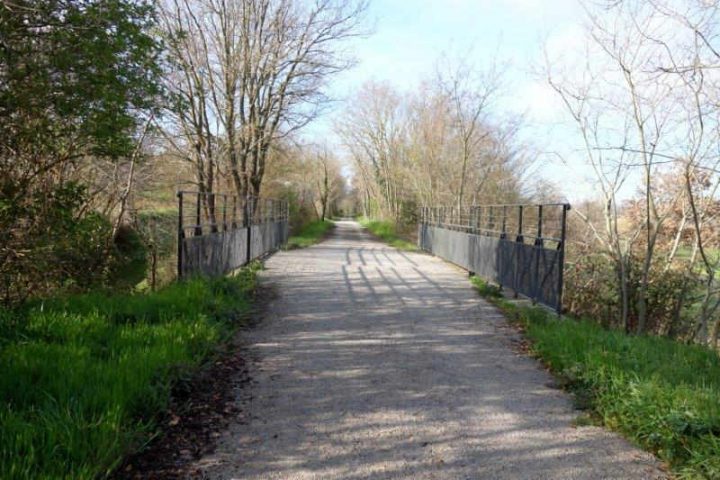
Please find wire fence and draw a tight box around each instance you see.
[419,203,571,312]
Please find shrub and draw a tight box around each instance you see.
[107,224,149,290]
[0,181,152,304]
[564,248,700,337]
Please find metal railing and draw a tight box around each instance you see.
[177,191,289,237]
[420,203,569,245]
[419,203,571,312]
[177,191,289,278]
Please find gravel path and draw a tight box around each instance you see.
[193,221,666,479]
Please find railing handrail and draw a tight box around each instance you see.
[418,202,571,313]
[177,190,290,278]
[420,203,570,244]
[421,202,571,209]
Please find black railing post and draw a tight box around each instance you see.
[177,191,184,279]
[497,205,507,293]
[501,205,507,239]
[517,205,524,241]
[557,204,571,315]
[222,195,228,231]
[209,193,217,233]
[532,205,544,304]
[232,195,237,229]
[245,195,252,265]
[194,192,202,236]
[513,205,524,298]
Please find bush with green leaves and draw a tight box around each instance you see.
[0,0,162,304]
[0,183,149,304]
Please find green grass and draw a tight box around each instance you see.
[0,267,258,480]
[471,277,720,479]
[286,220,334,249]
[359,218,417,251]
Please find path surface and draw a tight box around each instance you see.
[194,221,666,479]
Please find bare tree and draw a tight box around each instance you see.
[160,0,367,211]
[312,148,343,221]
[338,82,407,219]
[548,0,720,337]
[339,64,530,226]
[436,56,504,209]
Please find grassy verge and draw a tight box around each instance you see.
[286,220,334,249]
[359,218,417,251]
[471,277,720,479]
[0,267,259,479]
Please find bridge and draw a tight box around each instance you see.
[175,205,664,479]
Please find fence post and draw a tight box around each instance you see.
[557,204,570,315]
[194,192,202,236]
[532,205,544,304]
[513,205,523,298]
[209,193,217,233]
[177,191,184,279]
[245,195,252,265]
[222,195,228,231]
[495,205,507,293]
[232,195,237,229]
[517,205,524,241]
[501,206,507,239]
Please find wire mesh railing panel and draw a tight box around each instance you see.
[419,203,570,312]
[177,191,289,278]
[420,204,569,244]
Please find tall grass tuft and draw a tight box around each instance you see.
[472,277,720,479]
[0,270,257,479]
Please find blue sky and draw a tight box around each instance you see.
[302,0,604,201]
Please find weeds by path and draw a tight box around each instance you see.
[359,218,417,251]
[0,266,259,479]
[471,277,720,479]
[286,220,334,249]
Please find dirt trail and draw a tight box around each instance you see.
[193,221,666,479]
